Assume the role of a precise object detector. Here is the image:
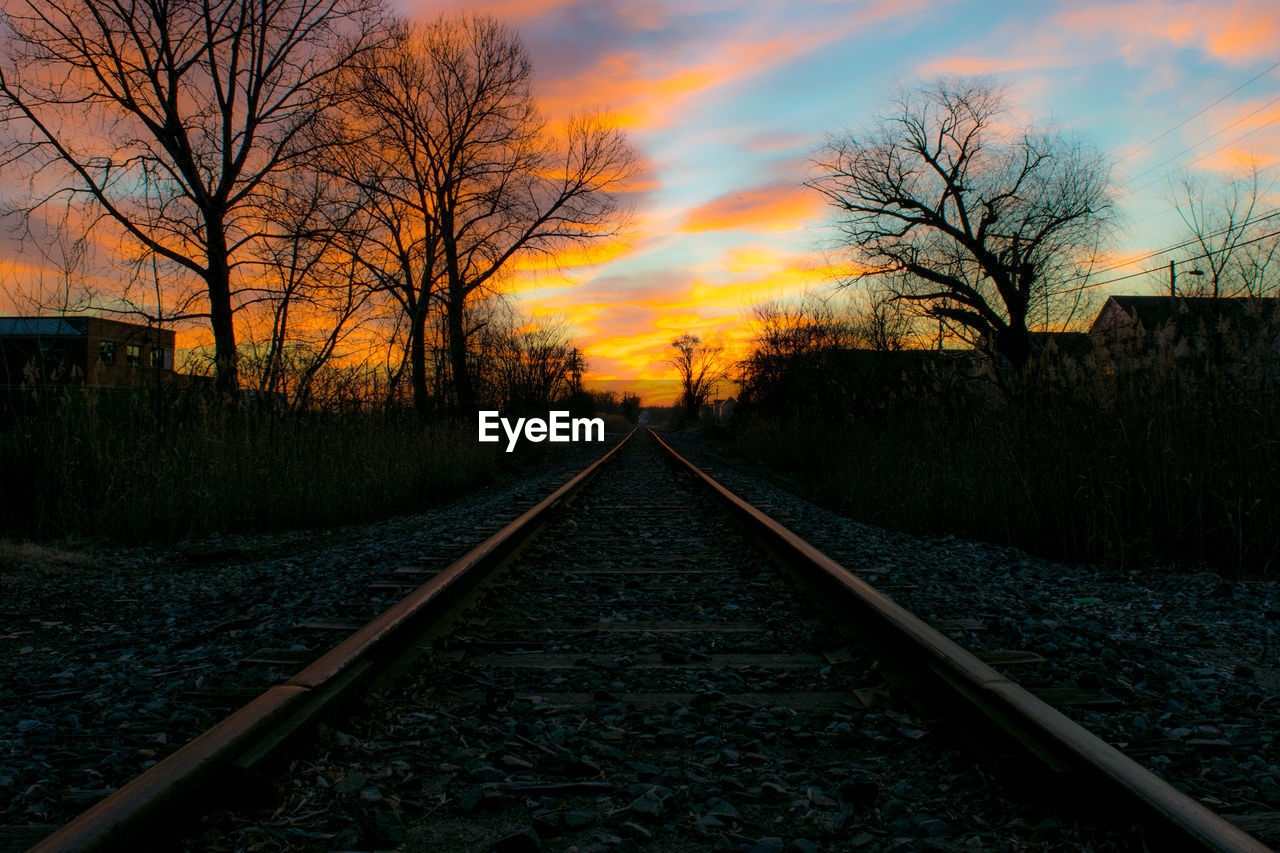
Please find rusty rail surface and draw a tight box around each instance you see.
[647,428,1270,853]
[30,430,635,853]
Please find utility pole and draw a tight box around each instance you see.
[1169,260,1204,297]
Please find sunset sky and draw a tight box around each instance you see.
[2,1,1278,403]
[394,0,1280,399]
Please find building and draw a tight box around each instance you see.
[0,316,176,390]
[1090,295,1280,348]
[710,397,736,419]
[1087,295,1280,388]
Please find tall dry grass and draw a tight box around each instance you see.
[0,389,502,542]
[729,322,1280,577]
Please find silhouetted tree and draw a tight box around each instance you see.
[1169,164,1278,298]
[809,78,1115,372]
[620,393,642,423]
[238,168,377,409]
[479,309,578,410]
[0,0,387,394]
[328,20,443,416]
[738,292,922,419]
[342,14,635,412]
[668,333,723,419]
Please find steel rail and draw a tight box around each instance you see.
[648,428,1270,853]
[29,430,636,853]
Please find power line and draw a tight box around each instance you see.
[1081,225,1280,292]
[1088,207,1280,276]
[1117,94,1280,195]
[1107,162,1280,265]
[1122,115,1280,199]
[1080,266,1159,291]
[1118,58,1280,164]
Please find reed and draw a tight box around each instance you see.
[728,336,1280,577]
[0,391,503,543]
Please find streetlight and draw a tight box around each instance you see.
[1168,260,1204,297]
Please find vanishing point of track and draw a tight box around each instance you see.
[28,429,1272,851]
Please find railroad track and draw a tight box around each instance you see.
[28,429,1272,851]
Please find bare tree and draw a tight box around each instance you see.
[477,309,578,409]
[241,170,375,408]
[0,0,386,394]
[1170,165,1278,298]
[737,295,846,414]
[343,14,636,412]
[778,295,855,352]
[808,78,1115,372]
[1234,230,1280,298]
[668,333,724,419]
[738,291,919,418]
[329,22,444,416]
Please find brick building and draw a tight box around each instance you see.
[0,316,176,390]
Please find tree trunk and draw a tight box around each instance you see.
[266,296,289,402]
[995,321,1032,373]
[446,289,474,410]
[996,273,1032,373]
[206,218,240,395]
[409,303,430,418]
[439,200,476,411]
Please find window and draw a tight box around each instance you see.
[150,347,166,368]
[125,344,141,365]
[99,341,116,364]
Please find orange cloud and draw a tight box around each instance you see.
[722,245,791,273]
[513,241,849,404]
[1113,96,1280,188]
[581,377,689,407]
[1057,1,1280,65]
[508,236,633,275]
[743,130,818,154]
[530,3,925,129]
[681,182,826,232]
[1193,100,1280,171]
[535,44,778,129]
[393,0,584,24]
